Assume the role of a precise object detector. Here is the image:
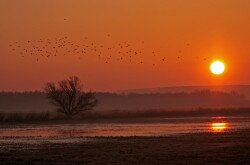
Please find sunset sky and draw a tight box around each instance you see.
[1,0,250,92]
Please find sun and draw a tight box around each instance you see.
[210,61,225,75]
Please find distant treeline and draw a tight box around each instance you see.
[0,90,249,113]
[1,108,250,122]
[97,90,249,110]
[0,91,50,112]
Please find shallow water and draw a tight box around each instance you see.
[0,116,250,138]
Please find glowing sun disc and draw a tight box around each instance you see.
[210,61,225,75]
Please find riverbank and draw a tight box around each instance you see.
[0,129,250,164]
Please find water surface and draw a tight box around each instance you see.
[0,116,250,138]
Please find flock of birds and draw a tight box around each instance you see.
[9,34,198,66]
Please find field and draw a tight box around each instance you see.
[0,118,250,164]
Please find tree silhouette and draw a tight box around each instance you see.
[45,76,98,118]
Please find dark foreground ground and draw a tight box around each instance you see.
[0,129,250,165]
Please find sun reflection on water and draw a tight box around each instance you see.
[211,122,227,132]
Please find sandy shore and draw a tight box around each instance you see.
[0,129,250,165]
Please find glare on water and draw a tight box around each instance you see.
[211,122,227,132]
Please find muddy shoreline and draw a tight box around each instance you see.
[0,129,250,164]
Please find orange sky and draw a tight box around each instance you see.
[0,0,250,92]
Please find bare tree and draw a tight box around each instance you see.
[45,76,98,118]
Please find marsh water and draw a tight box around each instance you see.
[0,116,250,138]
